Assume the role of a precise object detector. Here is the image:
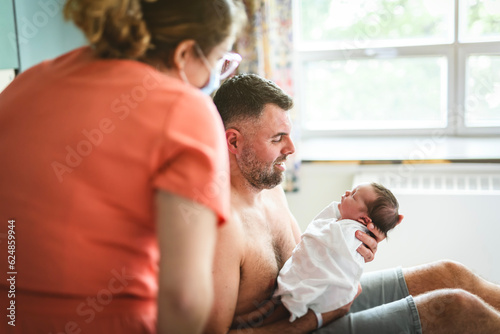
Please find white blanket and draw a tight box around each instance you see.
[274,201,367,321]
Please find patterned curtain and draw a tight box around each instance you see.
[235,0,300,192]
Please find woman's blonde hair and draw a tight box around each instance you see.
[64,0,246,65]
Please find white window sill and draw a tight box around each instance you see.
[298,136,500,163]
[0,69,15,93]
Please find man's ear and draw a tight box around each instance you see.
[226,129,241,154]
[172,39,196,71]
[358,215,372,226]
[396,214,404,226]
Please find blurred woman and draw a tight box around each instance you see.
[0,0,245,333]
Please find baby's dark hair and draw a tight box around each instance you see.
[366,183,400,237]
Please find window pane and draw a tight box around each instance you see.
[298,0,454,48]
[465,55,500,127]
[461,0,500,42]
[303,57,447,130]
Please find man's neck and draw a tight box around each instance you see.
[228,155,274,205]
[230,174,265,205]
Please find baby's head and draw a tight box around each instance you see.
[338,182,400,237]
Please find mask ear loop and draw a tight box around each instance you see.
[178,68,190,85]
[177,43,207,87]
[193,44,213,72]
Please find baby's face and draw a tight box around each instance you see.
[338,184,377,222]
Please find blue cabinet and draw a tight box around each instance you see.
[1,1,87,72]
[13,0,87,72]
[0,0,19,70]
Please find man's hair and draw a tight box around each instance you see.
[366,183,400,237]
[213,73,293,128]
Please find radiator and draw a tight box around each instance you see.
[352,164,500,283]
[353,170,500,194]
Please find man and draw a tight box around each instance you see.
[205,73,500,333]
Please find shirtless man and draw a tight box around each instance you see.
[205,73,500,334]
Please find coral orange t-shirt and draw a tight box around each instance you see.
[0,47,230,333]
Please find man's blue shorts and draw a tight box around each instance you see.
[314,267,422,334]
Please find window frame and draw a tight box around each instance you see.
[293,0,500,139]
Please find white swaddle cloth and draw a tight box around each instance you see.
[274,201,368,321]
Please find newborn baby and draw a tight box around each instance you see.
[274,182,402,321]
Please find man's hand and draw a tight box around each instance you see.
[356,215,404,263]
[356,223,385,263]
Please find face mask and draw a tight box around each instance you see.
[178,66,220,96]
[180,44,240,95]
[200,68,221,95]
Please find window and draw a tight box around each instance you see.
[294,0,500,137]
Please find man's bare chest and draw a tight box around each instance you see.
[232,209,296,326]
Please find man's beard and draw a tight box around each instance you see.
[237,146,286,190]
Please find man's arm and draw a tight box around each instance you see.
[290,210,303,244]
[273,185,302,244]
[156,191,217,333]
[229,310,319,334]
[203,215,243,334]
[227,302,353,334]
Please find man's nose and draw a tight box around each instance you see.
[282,136,295,155]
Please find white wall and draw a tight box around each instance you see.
[286,163,356,230]
[286,162,500,284]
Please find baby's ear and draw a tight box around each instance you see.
[396,214,404,226]
[358,215,372,226]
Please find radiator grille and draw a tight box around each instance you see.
[353,172,500,194]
